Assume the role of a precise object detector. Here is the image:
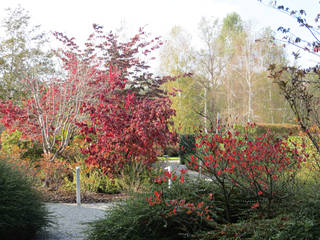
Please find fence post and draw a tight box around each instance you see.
[167,165,172,189]
[164,164,172,189]
[76,166,81,206]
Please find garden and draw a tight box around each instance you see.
[1,1,320,240]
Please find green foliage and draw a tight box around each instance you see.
[163,144,179,157]
[119,161,155,193]
[86,178,217,240]
[288,135,320,161]
[234,123,300,138]
[0,158,51,240]
[179,134,196,165]
[0,129,43,162]
[192,178,320,239]
[159,26,202,133]
[63,162,122,194]
[255,123,300,137]
[0,6,54,103]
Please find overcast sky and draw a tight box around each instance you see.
[0,0,318,67]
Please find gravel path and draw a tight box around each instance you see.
[35,161,194,240]
[35,202,115,240]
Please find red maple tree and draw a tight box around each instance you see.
[0,24,177,175]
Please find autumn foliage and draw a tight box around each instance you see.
[186,123,306,221]
[0,24,177,178]
[78,68,176,174]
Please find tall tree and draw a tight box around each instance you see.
[196,17,224,129]
[160,26,201,133]
[0,6,53,102]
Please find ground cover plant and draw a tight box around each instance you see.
[86,170,217,240]
[0,158,51,240]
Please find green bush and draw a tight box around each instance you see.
[193,180,320,240]
[0,129,43,162]
[86,177,218,240]
[255,123,300,137]
[179,134,196,165]
[0,159,51,240]
[163,144,179,157]
[234,123,300,139]
[63,162,122,194]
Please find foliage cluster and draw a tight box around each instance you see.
[0,158,50,240]
[86,124,310,239]
[86,171,217,240]
[63,161,122,194]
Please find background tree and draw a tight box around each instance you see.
[195,17,224,129]
[160,26,201,133]
[0,6,54,103]
[160,12,294,129]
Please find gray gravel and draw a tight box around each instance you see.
[35,161,194,240]
[35,202,115,240]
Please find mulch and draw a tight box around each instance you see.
[37,187,130,203]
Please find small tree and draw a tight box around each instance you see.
[73,25,177,174]
[259,0,320,169]
[0,23,177,187]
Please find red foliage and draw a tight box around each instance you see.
[191,124,305,193]
[78,69,176,173]
[63,25,178,173]
[146,169,214,221]
[190,123,306,217]
[0,25,177,170]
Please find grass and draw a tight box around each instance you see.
[157,156,180,162]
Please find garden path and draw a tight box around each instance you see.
[35,160,196,240]
[35,203,114,240]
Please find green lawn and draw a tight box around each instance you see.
[157,156,180,162]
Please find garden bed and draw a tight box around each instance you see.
[37,187,129,204]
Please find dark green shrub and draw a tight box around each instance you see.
[163,144,179,157]
[0,159,51,240]
[179,134,196,165]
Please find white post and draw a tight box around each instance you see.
[165,165,172,189]
[76,166,81,206]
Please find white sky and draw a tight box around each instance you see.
[0,0,319,67]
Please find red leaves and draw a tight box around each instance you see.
[251,202,259,209]
[189,124,306,210]
[146,191,161,206]
[179,168,188,175]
